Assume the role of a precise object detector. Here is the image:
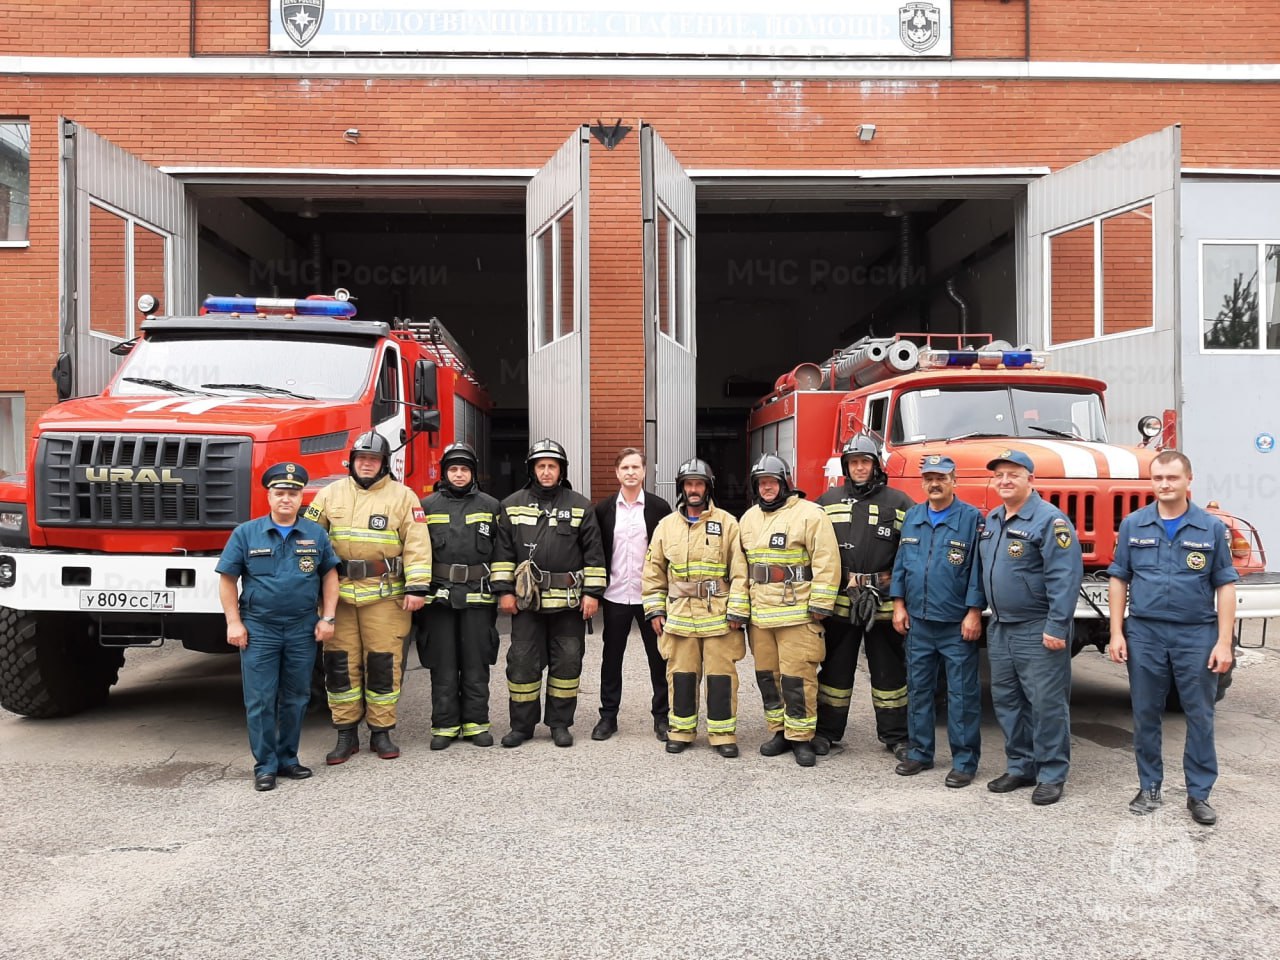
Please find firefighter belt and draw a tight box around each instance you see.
[750,563,814,585]
[338,557,404,580]
[667,578,730,600]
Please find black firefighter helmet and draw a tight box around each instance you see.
[349,431,392,487]
[525,437,569,488]
[675,457,716,508]
[840,433,886,488]
[439,441,479,492]
[749,453,792,501]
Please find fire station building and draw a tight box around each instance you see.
[2,2,1280,538]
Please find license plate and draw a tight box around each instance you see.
[1080,582,1110,609]
[79,590,176,612]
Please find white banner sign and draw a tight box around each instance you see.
[270,1,952,57]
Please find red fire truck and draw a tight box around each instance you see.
[748,334,1280,668]
[0,292,490,718]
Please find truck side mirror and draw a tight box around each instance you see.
[414,360,438,409]
[411,408,442,433]
[52,353,73,400]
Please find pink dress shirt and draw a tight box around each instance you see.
[603,491,647,605]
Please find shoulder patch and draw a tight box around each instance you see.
[1055,528,1073,549]
[412,507,427,523]
[302,505,322,522]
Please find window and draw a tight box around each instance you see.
[532,203,576,349]
[88,199,171,341]
[1201,242,1280,351]
[1046,201,1154,346]
[0,121,29,245]
[0,394,25,476]
[892,386,1108,445]
[372,346,401,424]
[655,205,692,349]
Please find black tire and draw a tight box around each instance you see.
[0,607,125,718]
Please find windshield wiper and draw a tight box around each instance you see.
[121,377,217,396]
[1027,425,1083,440]
[945,431,1009,443]
[201,382,316,400]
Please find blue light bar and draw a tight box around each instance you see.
[1001,350,1034,367]
[946,351,979,367]
[202,295,357,318]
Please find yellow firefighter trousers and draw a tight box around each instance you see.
[323,598,412,730]
[749,620,826,741]
[658,630,747,745]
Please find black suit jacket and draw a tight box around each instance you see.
[594,489,673,583]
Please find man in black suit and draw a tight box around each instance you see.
[591,447,673,741]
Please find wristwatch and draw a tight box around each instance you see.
[320,616,336,624]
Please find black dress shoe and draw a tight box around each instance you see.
[1129,787,1162,815]
[501,729,532,748]
[811,735,831,756]
[653,719,669,742]
[895,758,933,776]
[945,769,975,789]
[254,774,277,792]
[591,718,617,741]
[550,726,574,748]
[792,741,817,767]
[714,743,739,758]
[665,739,688,754]
[470,732,494,747]
[987,772,1037,793]
[759,732,790,757]
[1187,797,1218,825]
[430,735,454,751]
[1031,782,1064,806]
[278,764,312,780]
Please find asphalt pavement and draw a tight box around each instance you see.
[2,617,1278,960]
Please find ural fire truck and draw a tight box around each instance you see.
[748,334,1280,681]
[0,293,490,718]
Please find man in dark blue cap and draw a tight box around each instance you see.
[977,448,1082,806]
[890,454,986,787]
[217,463,340,792]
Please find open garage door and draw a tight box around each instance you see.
[527,127,591,493]
[61,120,197,396]
[641,125,697,503]
[1021,125,1181,439]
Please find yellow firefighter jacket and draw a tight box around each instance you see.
[738,494,841,628]
[303,475,433,605]
[641,504,749,637]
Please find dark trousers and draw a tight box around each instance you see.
[506,608,586,732]
[598,598,669,721]
[816,618,908,746]
[421,605,497,738]
[1125,616,1220,800]
[905,617,981,773]
[240,615,316,778]
[988,619,1072,785]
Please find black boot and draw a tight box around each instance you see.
[792,741,817,767]
[759,732,790,757]
[325,727,360,765]
[369,728,400,759]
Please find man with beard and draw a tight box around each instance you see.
[303,432,433,763]
[890,454,985,787]
[641,458,749,757]
[738,453,840,767]
[417,442,501,750]
[814,434,916,760]
[490,438,607,748]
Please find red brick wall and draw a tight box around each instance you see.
[88,202,127,338]
[1049,222,1095,345]
[1101,205,1154,336]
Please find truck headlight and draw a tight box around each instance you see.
[0,511,22,532]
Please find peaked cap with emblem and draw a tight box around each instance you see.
[921,454,957,475]
[985,448,1035,473]
[262,462,308,489]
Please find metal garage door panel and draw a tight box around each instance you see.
[62,120,197,397]
[642,125,697,504]
[1021,125,1181,439]
[526,128,591,493]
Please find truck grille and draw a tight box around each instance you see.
[1040,487,1155,565]
[36,433,252,528]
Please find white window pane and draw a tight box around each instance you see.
[1203,244,1259,350]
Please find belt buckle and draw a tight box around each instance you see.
[697,580,715,598]
[347,559,366,579]
[449,562,470,583]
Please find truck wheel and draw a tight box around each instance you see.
[0,608,124,718]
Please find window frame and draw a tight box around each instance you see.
[1043,197,1157,350]
[85,196,173,343]
[0,119,30,248]
[1199,239,1280,354]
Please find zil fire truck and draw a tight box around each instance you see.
[0,292,491,718]
[748,334,1280,696]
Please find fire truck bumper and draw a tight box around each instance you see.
[0,551,224,615]
[1073,571,1280,620]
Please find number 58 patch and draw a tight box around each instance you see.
[769,532,787,548]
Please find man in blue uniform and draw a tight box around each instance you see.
[890,455,986,787]
[977,449,1083,806]
[1107,450,1237,826]
[217,463,340,792]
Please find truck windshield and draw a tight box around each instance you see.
[111,335,375,401]
[892,386,1109,444]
